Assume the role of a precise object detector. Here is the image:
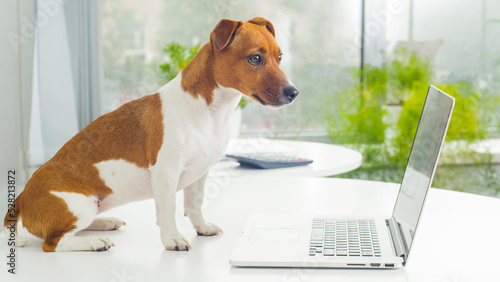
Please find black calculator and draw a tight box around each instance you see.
[225,152,313,169]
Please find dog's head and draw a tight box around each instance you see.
[210,17,299,107]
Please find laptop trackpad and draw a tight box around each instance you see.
[249,228,300,244]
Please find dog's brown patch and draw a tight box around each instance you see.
[181,44,217,106]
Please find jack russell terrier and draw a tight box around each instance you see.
[4,17,298,252]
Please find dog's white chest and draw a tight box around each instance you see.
[157,76,242,190]
[178,131,228,188]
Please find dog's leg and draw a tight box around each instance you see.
[184,173,223,236]
[41,191,115,252]
[84,217,126,231]
[150,167,191,251]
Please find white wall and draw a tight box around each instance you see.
[0,0,35,219]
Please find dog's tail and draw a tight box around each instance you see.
[3,194,28,247]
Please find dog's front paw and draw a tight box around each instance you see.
[162,233,191,251]
[195,222,223,236]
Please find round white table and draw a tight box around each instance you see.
[3,177,499,282]
[211,138,362,177]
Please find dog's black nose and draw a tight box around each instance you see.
[284,86,299,101]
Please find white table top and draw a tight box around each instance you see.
[212,138,362,177]
[2,177,500,282]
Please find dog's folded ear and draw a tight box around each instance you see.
[247,17,275,38]
[211,19,242,51]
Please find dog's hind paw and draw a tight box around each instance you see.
[55,236,115,251]
[195,222,223,236]
[85,217,126,231]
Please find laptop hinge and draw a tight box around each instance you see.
[387,217,407,264]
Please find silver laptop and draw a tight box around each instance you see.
[230,85,455,268]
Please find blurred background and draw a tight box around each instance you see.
[2,0,500,210]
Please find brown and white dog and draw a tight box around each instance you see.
[4,17,298,252]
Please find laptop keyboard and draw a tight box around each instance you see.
[309,219,381,257]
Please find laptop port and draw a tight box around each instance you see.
[370,263,381,267]
[385,263,395,267]
[346,263,366,267]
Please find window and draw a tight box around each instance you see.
[100,0,500,197]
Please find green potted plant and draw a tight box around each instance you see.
[159,42,200,82]
[326,49,490,170]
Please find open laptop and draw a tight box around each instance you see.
[230,85,455,268]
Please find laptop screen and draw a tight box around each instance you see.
[392,86,455,257]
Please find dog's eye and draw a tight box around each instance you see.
[248,54,262,66]
[279,53,283,61]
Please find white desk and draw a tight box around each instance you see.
[2,177,500,282]
[211,138,362,177]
